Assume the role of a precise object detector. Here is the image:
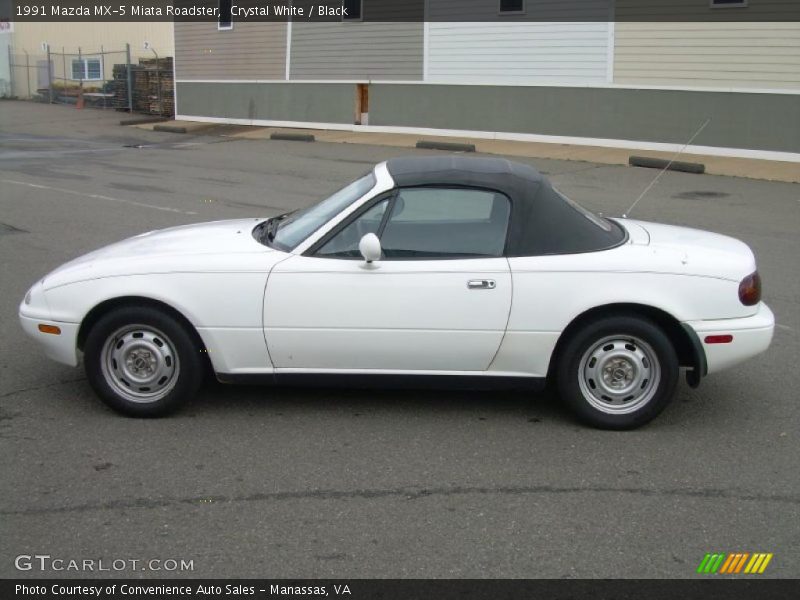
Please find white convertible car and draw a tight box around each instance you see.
[20,157,774,428]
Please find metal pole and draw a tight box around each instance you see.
[77,46,83,108]
[125,43,133,113]
[24,49,30,98]
[10,47,18,98]
[62,46,66,103]
[46,45,52,103]
[100,45,106,108]
[6,45,12,97]
[150,47,161,117]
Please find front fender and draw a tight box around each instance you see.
[43,272,272,373]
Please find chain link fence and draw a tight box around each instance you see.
[7,44,174,116]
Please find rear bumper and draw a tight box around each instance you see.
[685,303,775,374]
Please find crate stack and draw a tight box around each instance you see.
[111,63,131,110]
[157,67,175,116]
[111,57,175,116]
[132,65,150,113]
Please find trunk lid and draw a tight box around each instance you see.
[623,219,756,281]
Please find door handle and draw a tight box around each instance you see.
[467,279,496,290]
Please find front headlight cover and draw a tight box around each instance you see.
[21,280,49,313]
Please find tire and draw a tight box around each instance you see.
[556,316,679,430]
[83,306,203,417]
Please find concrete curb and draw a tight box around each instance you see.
[154,124,188,134]
[629,156,706,174]
[120,117,169,126]
[270,132,316,142]
[416,140,476,153]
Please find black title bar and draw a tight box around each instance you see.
[5,0,800,22]
[3,579,800,600]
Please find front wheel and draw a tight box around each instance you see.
[84,306,203,417]
[556,316,679,429]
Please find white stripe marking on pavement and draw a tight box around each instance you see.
[1,179,197,215]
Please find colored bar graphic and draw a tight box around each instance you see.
[758,553,773,573]
[718,553,733,574]
[734,553,750,573]
[697,554,712,574]
[697,553,725,574]
[719,553,736,573]
[700,552,773,575]
[744,554,760,573]
[727,553,738,573]
[711,554,726,573]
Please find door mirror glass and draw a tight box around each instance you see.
[359,233,382,263]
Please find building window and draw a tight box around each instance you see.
[71,57,103,81]
[219,0,233,30]
[499,0,525,14]
[343,0,363,21]
[710,0,747,7]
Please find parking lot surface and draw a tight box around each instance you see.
[1,102,798,578]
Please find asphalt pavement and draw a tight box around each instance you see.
[1,101,798,579]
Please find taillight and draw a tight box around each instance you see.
[738,271,761,306]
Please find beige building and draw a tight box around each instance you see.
[7,21,173,98]
[615,21,800,90]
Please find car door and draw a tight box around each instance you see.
[264,186,513,372]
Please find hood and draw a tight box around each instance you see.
[623,219,756,281]
[42,219,279,289]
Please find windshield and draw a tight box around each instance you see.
[267,172,376,251]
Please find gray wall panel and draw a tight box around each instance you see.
[177,82,799,154]
[370,84,800,153]
[177,82,355,124]
[290,22,423,81]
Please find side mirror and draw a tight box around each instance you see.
[358,233,382,263]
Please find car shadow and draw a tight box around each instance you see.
[185,377,573,424]
[36,362,709,430]
[182,373,715,431]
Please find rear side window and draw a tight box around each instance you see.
[380,187,510,259]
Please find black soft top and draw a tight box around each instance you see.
[386,156,626,256]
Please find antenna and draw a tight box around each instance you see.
[623,118,711,218]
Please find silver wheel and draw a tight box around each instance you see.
[100,324,180,404]
[577,334,661,415]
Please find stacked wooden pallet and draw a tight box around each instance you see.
[110,57,175,116]
[157,68,175,116]
[111,64,130,110]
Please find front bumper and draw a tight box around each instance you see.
[19,308,80,368]
[685,303,775,374]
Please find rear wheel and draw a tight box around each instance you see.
[84,306,203,417]
[556,316,679,429]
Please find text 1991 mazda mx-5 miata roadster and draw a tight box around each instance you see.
[20,157,774,428]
